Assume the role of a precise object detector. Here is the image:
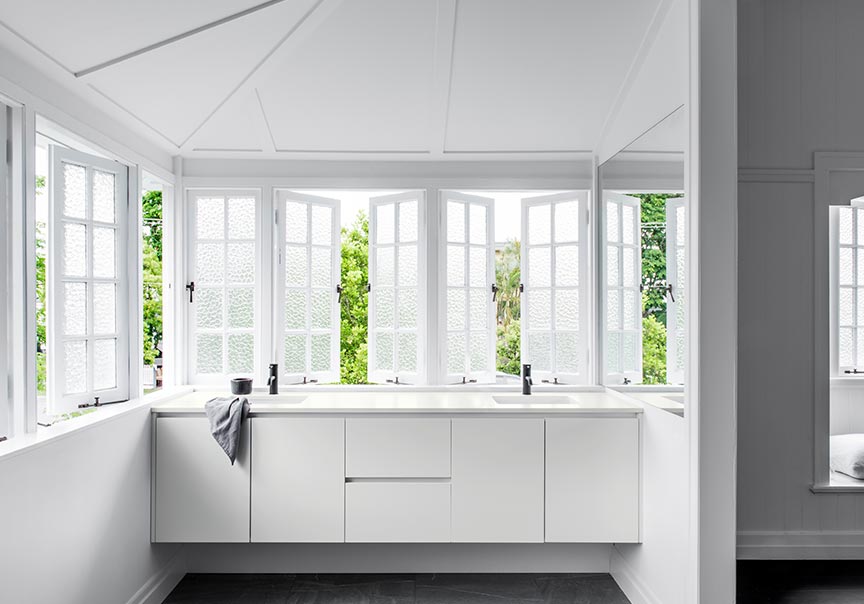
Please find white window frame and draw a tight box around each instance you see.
[0,101,9,438]
[47,145,130,412]
[829,202,864,378]
[666,196,687,385]
[274,190,341,385]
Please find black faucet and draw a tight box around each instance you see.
[268,363,278,395]
[522,363,532,395]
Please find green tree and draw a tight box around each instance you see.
[35,176,47,394]
[339,211,369,384]
[642,314,667,384]
[141,191,163,367]
[495,240,522,375]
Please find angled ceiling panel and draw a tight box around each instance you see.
[184,89,267,152]
[0,0,269,73]
[444,0,659,153]
[256,0,437,153]
[84,0,319,146]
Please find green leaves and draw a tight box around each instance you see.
[339,211,370,384]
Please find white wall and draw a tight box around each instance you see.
[738,0,864,558]
[0,408,182,604]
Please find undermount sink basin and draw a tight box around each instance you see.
[493,395,575,405]
[248,395,307,405]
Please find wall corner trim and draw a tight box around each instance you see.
[609,547,664,604]
[125,547,187,604]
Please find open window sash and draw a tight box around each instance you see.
[368,191,425,385]
[666,196,686,385]
[604,191,642,385]
[520,191,589,385]
[48,145,129,412]
[276,191,340,385]
[441,191,496,385]
[832,202,864,376]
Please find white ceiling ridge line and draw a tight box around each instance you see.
[0,18,75,74]
[253,88,278,153]
[179,0,344,150]
[427,0,459,158]
[86,83,182,149]
[73,0,292,78]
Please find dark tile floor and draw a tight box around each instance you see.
[163,573,632,604]
[737,561,864,603]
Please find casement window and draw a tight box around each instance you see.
[368,191,425,384]
[521,192,590,384]
[188,190,259,384]
[832,203,864,375]
[666,197,686,385]
[441,192,496,384]
[277,191,340,384]
[603,192,642,384]
[47,146,130,411]
[0,102,9,438]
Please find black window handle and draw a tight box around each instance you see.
[491,283,499,302]
[186,281,195,303]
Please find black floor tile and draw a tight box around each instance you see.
[737,561,864,604]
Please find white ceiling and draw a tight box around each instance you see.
[0,0,662,160]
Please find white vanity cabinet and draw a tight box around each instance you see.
[153,416,250,543]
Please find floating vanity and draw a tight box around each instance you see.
[150,391,642,545]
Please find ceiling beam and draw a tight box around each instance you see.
[427,0,459,158]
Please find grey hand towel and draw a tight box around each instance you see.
[204,396,250,465]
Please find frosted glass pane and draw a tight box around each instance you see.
[284,290,306,330]
[857,249,864,284]
[676,247,686,288]
[197,197,224,239]
[92,227,116,279]
[470,332,488,372]
[839,327,852,367]
[675,331,685,373]
[228,242,254,284]
[448,333,465,374]
[63,223,87,277]
[92,170,115,223]
[447,201,465,243]
[858,208,864,244]
[285,201,308,243]
[555,290,579,330]
[528,289,551,330]
[554,201,579,242]
[284,334,306,373]
[63,163,86,219]
[840,248,854,285]
[606,332,621,373]
[285,246,307,287]
[311,334,330,372]
[64,340,87,394]
[606,246,620,286]
[840,287,855,325]
[528,332,552,371]
[469,247,487,287]
[840,208,854,245]
[311,205,332,246]
[398,332,417,373]
[376,247,395,287]
[376,288,395,328]
[196,243,224,283]
[310,290,331,329]
[623,247,637,286]
[93,339,116,391]
[376,203,395,244]
[196,334,222,374]
[196,287,223,329]
[447,245,465,286]
[310,247,331,287]
[556,245,579,287]
[528,247,551,287]
[447,289,466,330]
[607,289,621,329]
[528,204,551,245]
[469,203,487,244]
[469,288,487,328]
[64,283,87,336]
[375,331,394,371]
[857,331,864,368]
[556,332,579,373]
[93,283,116,334]
[622,204,636,244]
[228,197,256,239]
[676,205,686,243]
[399,200,418,243]
[622,333,638,372]
[606,201,620,243]
[858,288,864,326]
[228,333,254,374]
[399,288,418,328]
[227,288,254,329]
[624,289,638,330]
[398,245,418,287]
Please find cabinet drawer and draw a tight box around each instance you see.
[345,482,451,542]
[345,418,450,477]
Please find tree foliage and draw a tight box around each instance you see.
[495,240,521,375]
[142,191,163,366]
[339,211,369,384]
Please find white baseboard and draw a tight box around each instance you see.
[126,549,187,604]
[609,547,662,604]
[738,531,864,559]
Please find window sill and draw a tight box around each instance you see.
[831,377,864,388]
[811,472,864,493]
[187,383,608,394]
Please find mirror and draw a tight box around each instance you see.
[599,107,686,416]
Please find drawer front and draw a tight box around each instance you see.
[345,482,451,542]
[345,418,451,478]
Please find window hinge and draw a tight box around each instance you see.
[519,283,524,296]
[336,283,343,302]
[462,376,477,384]
[491,283,499,301]
[844,369,864,375]
[365,283,372,293]
[185,281,195,303]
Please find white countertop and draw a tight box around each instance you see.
[151,389,643,415]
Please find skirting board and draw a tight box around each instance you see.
[184,543,612,574]
[126,549,187,604]
[609,548,663,604]
[738,531,864,559]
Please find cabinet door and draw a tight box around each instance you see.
[154,416,250,543]
[451,418,544,542]
[251,418,345,542]
[545,417,640,543]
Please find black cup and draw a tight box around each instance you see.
[230,377,253,395]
